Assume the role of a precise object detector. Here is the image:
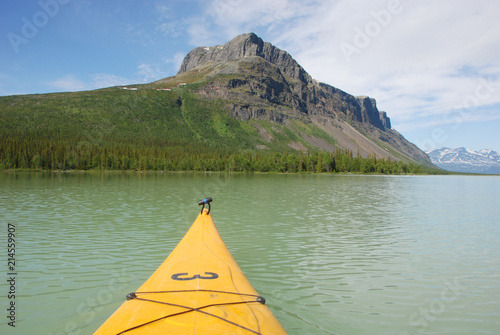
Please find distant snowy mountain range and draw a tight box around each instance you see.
[426,147,500,174]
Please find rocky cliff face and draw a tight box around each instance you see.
[167,33,430,165]
[355,96,391,130]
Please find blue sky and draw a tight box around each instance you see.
[2,0,500,152]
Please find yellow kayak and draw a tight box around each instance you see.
[94,198,288,334]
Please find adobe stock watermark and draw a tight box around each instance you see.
[399,276,467,335]
[417,76,499,152]
[340,0,409,63]
[7,0,70,54]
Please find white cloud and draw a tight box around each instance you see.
[46,59,183,94]
[90,73,130,88]
[163,52,186,74]
[186,18,216,46]
[47,74,87,92]
[184,0,319,46]
[48,73,131,92]
[154,3,184,38]
[136,64,161,83]
[206,0,310,37]
[154,3,174,20]
[136,61,180,83]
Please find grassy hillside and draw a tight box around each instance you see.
[0,85,427,173]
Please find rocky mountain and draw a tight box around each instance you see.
[158,33,432,166]
[426,147,500,174]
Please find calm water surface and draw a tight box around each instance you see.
[0,172,499,334]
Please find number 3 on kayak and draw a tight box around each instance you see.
[94,197,288,334]
[171,272,219,281]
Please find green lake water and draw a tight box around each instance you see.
[1,172,499,334]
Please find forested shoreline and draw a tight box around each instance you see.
[0,136,422,174]
[0,89,428,175]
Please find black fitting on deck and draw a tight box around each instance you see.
[126,292,137,300]
[198,197,213,214]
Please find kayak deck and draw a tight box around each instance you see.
[94,200,287,334]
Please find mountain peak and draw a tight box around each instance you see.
[177,32,312,84]
[230,32,262,45]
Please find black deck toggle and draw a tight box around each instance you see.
[126,292,137,300]
[197,197,213,206]
[198,197,213,214]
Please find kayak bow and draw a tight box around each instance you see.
[94,197,288,334]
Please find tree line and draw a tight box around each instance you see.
[0,136,422,174]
